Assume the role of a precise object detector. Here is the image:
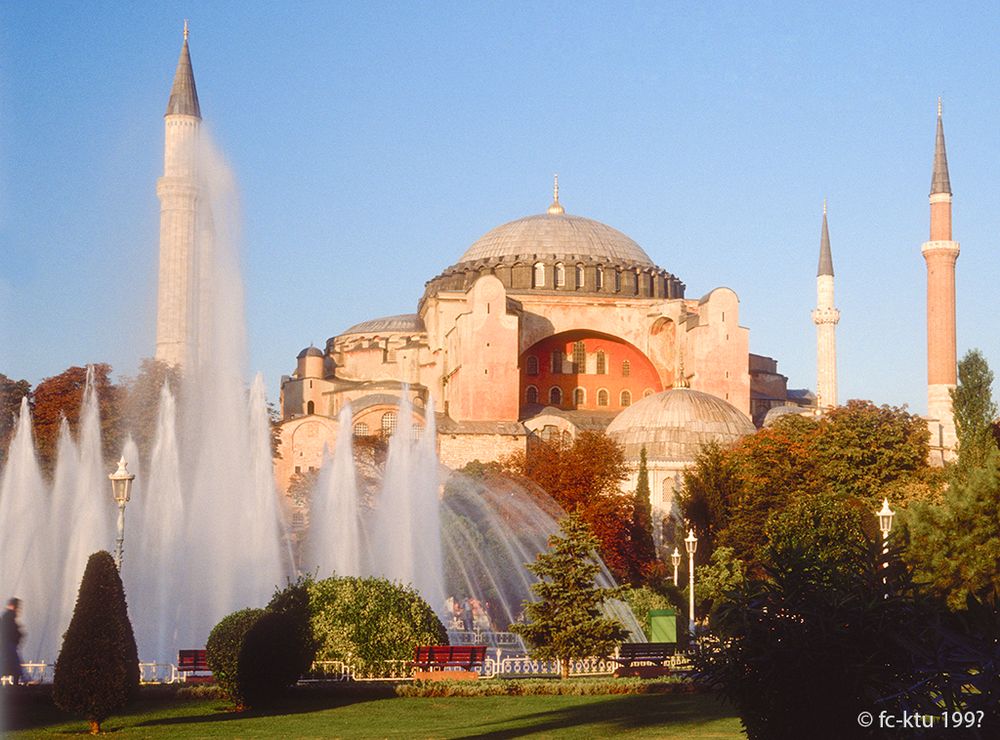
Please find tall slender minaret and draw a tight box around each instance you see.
[155,22,202,369]
[922,99,960,462]
[812,200,839,410]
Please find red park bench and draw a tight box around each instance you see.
[411,645,487,676]
[174,649,213,683]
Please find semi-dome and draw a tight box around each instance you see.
[607,387,755,461]
[339,314,426,336]
[457,211,655,267]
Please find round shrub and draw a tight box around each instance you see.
[206,607,304,709]
[308,576,447,677]
[53,550,140,735]
[267,578,318,679]
[206,608,263,709]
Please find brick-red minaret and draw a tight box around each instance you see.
[922,98,959,463]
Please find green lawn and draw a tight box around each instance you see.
[3,686,744,738]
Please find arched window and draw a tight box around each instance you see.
[551,350,563,374]
[620,390,632,407]
[381,411,397,437]
[596,266,604,290]
[597,388,609,406]
[549,386,563,406]
[614,270,621,292]
[634,269,641,295]
[622,359,631,377]
[555,262,566,287]
[575,263,585,289]
[533,262,545,288]
[525,385,538,404]
[526,355,539,376]
[572,341,586,373]
[353,422,369,437]
[306,400,315,415]
[595,350,606,375]
[573,387,585,406]
[662,477,672,504]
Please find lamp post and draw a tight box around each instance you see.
[109,457,135,571]
[671,547,681,587]
[876,498,894,593]
[684,528,698,635]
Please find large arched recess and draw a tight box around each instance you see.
[519,329,662,415]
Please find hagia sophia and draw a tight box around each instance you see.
[154,31,960,545]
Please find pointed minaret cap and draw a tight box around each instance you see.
[166,20,201,118]
[930,97,951,195]
[817,198,834,277]
[547,174,565,215]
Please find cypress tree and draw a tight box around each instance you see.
[951,348,998,477]
[53,551,139,734]
[630,446,658,580]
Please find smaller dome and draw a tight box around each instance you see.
[297,346,324,359]
[607,388,754,462]
[762,405,811,427]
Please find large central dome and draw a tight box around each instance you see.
[457,211,655,267]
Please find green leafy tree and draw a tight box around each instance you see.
[53,551,139,734]
[905,454,1000,609]
[307,576,446,678]
[680,441,742,564]
[120,358,181,466]
[511,515,627,679]
[951,348,998,478]
[693,545,746,618]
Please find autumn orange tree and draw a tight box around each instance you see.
[32,364,125,476]
[502,430,657,584]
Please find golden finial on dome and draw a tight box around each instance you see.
[937,96,942,118]
[547,173,565,215]
[823,197,827,216]
[183,19,189,41]
[677,353,690,388]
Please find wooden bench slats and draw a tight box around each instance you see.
[412,645,487,670]
[612,642,675,668]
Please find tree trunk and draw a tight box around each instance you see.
[89,719,100,734]
[560,658,570,680]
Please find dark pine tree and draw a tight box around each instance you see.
[53,551,139,735]
[512,514,627,678]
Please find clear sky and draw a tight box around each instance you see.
[2,2,998,412]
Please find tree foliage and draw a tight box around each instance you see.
[307,575,446,678]
[951,348,999,479]
[502,431,655,584]
[53,551,139,734]
[905,454,1000,610]
[511,515,628,679]
[32,364,124,476]
[119,358,181,467]
[628,447,657,581]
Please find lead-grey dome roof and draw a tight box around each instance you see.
[457,212,654,267]
[339,314,426,336]
[606,387,755,462]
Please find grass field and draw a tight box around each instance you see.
[3,685,745,738]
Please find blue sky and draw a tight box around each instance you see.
[2,2,999,412]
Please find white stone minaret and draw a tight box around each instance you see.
[923,99,960,463]
[155,22,202,369]
[812,200,839,410]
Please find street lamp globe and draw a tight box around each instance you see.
[684,528,698,556]
[109,457,135,506]
[671,547,681,569]
[877,498,895,539]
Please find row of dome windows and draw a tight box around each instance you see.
[526,347,631,376]
[531,262,652,293]
[525,385,653,408]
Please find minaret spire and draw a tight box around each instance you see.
[931,97,951,196]
[166,22,201,118]
[812,200,839,410]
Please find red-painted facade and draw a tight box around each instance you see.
[520,331,662,414]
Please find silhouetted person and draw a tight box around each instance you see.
[1,597,24,685]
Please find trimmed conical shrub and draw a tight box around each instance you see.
[53,551,139,734]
